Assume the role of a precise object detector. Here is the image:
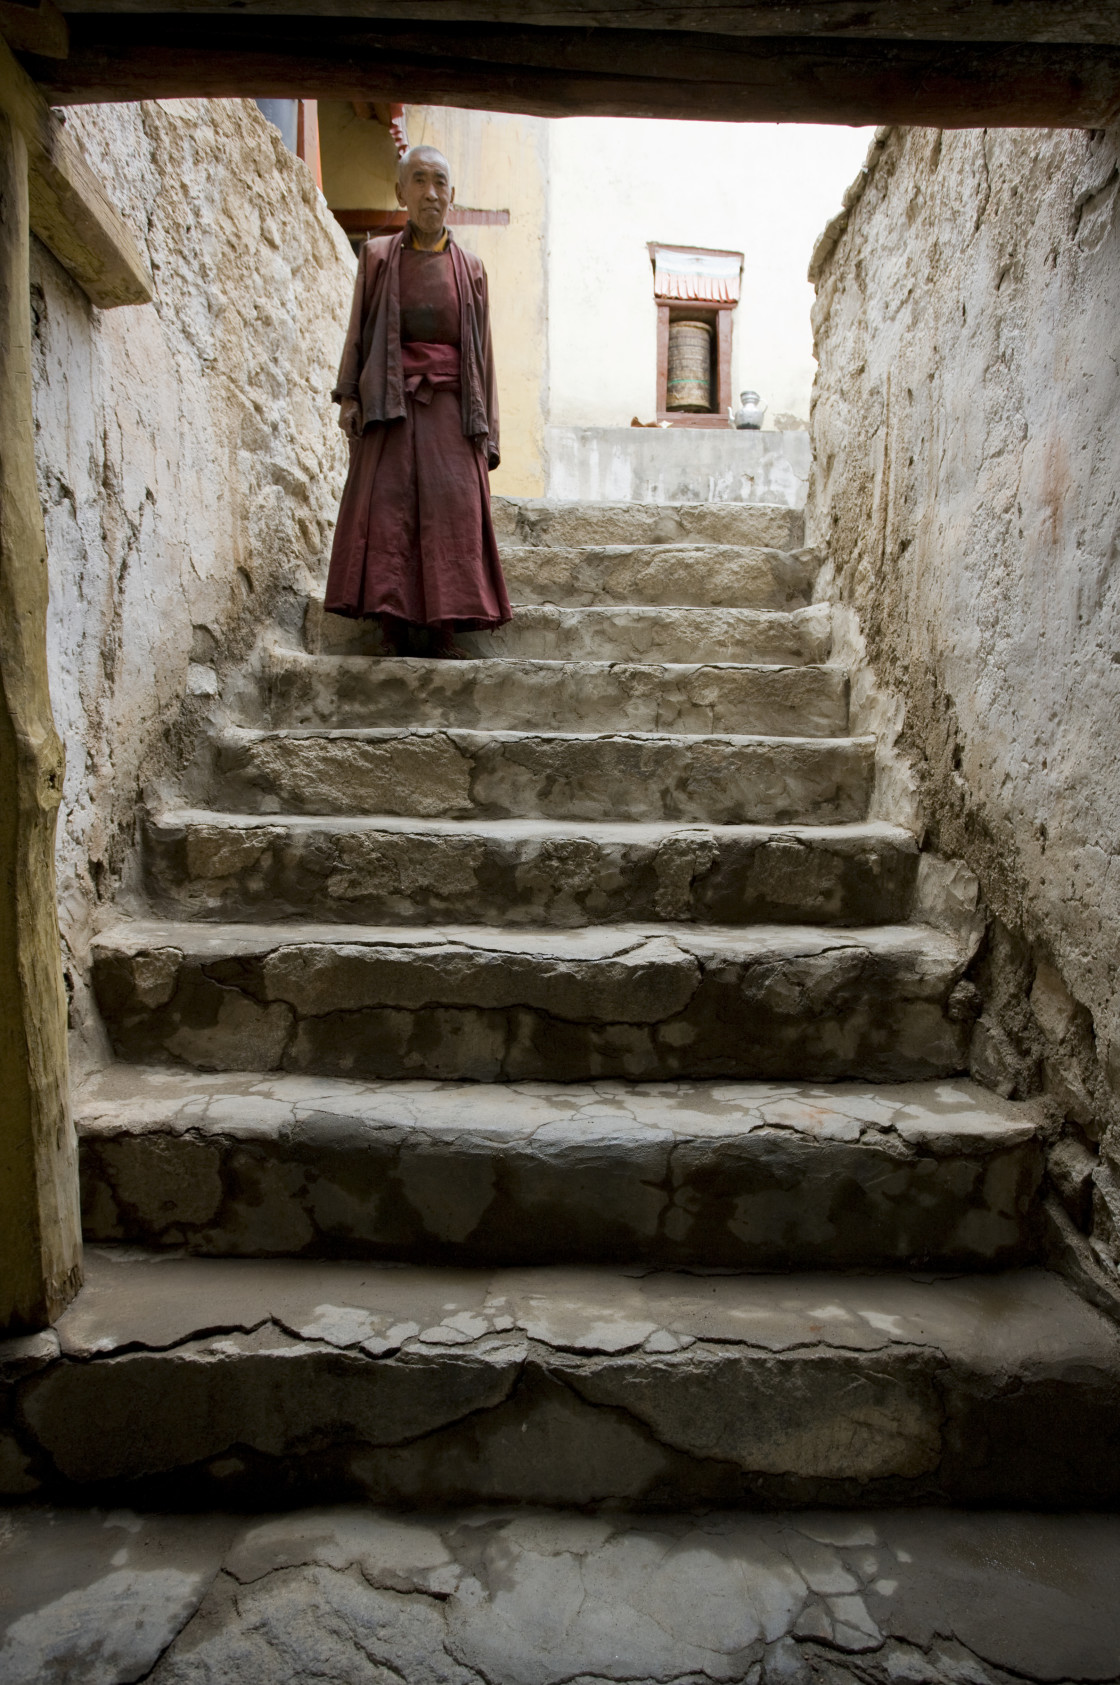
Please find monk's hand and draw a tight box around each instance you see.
[339,397,362,439]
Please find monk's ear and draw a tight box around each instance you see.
[395,177,406,209]
[449,184,456,207]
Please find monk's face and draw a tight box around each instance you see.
[396,150,455,236]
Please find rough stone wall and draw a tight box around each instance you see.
[809,123,1120,1297]
[33,99,354,1064]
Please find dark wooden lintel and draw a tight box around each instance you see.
[32,19,1120,125]
[0,0,68,58]
[48,0,1120,49]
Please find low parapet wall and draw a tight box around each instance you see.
[545,426,810,508]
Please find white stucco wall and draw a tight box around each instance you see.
[546,425,811,506]
[546,120,874,430]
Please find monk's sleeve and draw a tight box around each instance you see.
[332,246,368,404]
[480,268,500,471]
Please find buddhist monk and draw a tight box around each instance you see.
[326,145,511,657]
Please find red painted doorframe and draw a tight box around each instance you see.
[296,97,321,189]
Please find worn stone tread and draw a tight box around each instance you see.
[3,1253,1118,1507]
[144,810,919,926]
[93,915,966,963]
[260,648,850,737]
[305,597,833,665]
[90,917,973,1083]
[210,724,876,824]
[4,1503,1120,1685]
[497,542,818,609]
[76,1065,1043,1268]
[490,494,803,550]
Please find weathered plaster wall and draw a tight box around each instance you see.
[809,123,1120,1297]
[35,97,354,1065]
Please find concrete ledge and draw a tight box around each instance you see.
[491,496,802,548]
[210,726,875,825]
[545,427,811,509]
[3,1254,1118,1507]
[260,650,850,738]
[497,541,818,610]
[90,917,971,1083]
[76,1068,1043,1270]
[143,813,919,928]
[306,599,834,666]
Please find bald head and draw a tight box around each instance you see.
[397,145,451,187]
[395,144,455,247]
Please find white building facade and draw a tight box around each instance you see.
[545,118,873,432]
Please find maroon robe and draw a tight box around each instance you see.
[326,228,510,629]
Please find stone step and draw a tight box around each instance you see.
[5,1501,1120,1682]
[490,494,803,550]
[91,918,972,1083]
[4,1250,1118,1507]
[260,650,850,738]
[498,543,818,608]
[210,726,875,825]
[77,1066,1043,1270]
[144,812,919,927]
[305,598,833,666]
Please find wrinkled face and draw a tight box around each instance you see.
[396,150,454,234]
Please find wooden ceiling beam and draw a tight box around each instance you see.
[33,18,1120,125]
[47,0,1120,49]
[0,0,68,59]
[0,35,153,305]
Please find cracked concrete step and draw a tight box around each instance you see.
[305,598,833,666]
[491,494,803,550]
[76,1067,1043,1270]
[4,1251,1119,1508]
[260,649,850,737]
[5,1506,1120,1685]
[144,813,920,927]
[497,543,819,609]
[90,919,973,1083]
[209,726,875,825]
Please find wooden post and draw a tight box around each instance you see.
[296,97,321,189]
[0,104,81,1333]
[716,307,733,418]
[655,302,669,416]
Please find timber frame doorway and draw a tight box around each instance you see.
[4,0,1120,1331]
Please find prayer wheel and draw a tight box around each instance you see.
[666,319,713,411]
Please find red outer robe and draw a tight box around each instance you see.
[325,228,510,629]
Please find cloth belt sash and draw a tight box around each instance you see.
[401,342,461,404]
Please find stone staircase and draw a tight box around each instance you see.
[7,494,1120,1513]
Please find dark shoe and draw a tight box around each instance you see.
[378,614,410,657]
[431,628,471,660]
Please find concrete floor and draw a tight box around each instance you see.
[2,1505,1119,1684]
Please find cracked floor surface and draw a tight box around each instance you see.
[2,1504,1119,1685]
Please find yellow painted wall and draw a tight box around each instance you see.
[319,101,548,496]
